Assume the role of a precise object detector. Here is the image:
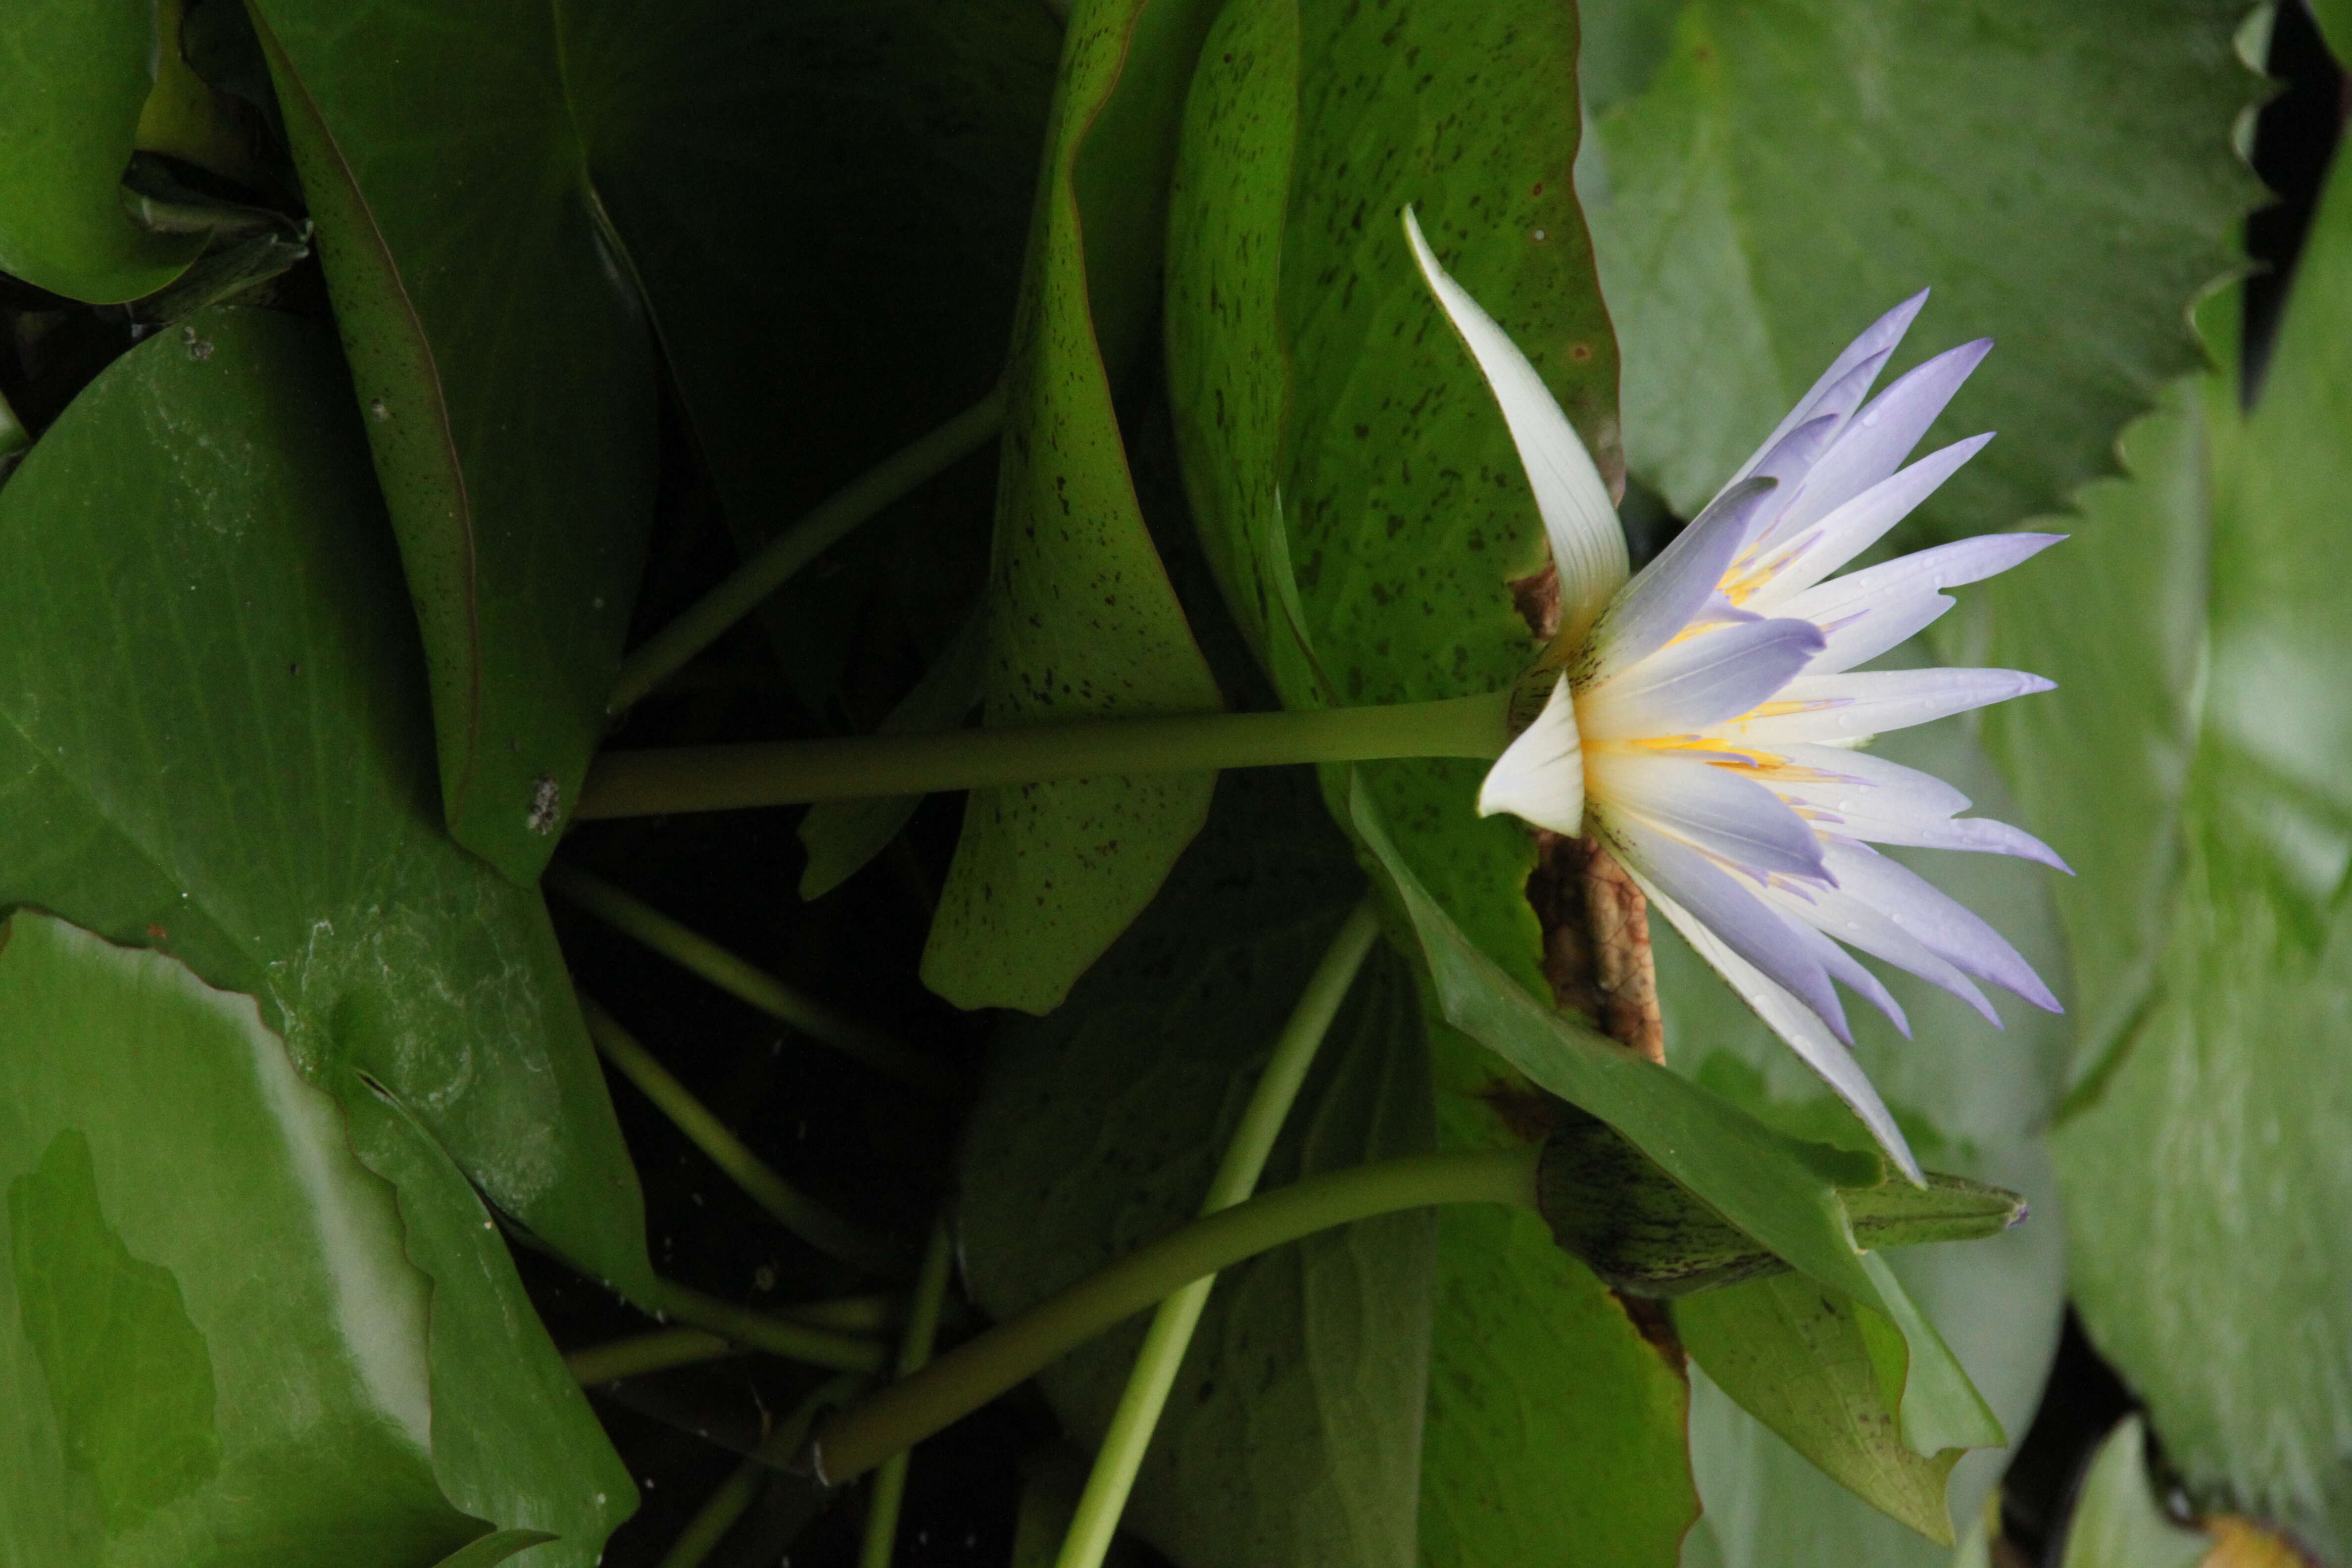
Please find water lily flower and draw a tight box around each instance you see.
[1404,209,2064,1178]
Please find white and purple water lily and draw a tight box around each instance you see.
[1404,209,2066,1179]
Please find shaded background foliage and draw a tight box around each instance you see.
[0,0,2345,1565]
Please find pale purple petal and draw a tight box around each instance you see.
[1586,749,1828,880]
[1723,292,1926,493]
[1583,476,1781,683]
[1760,342,1994,547]
[1800,587,1960,676]
[1760,743,2071,871]
[1632,869,1923,1180]
[1784,912,1911,1034]
[1404,207,1626,638]
[1779,533,2064,664]
[1719,666,2054,745]
[1582,618,1827,738]
[1764,878,2003,1025]
[1604,816,1852,1042]
[1819,841,2062,1012]
[1742,435,1996,612]
[1477,675,1584,835]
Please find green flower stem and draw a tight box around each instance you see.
[653,1279,892,1375]
[660,1372,871,1568]
[564,1326,739,1385]
[610,389,1005,713]
[780,1291,906,1335]
[549,864,955,1094]
[859,1217,959,1568]
[1055,898,1382,1568]
[810,1145,1542,1486]
[577,690,1512,820]
[580,995,915,1278]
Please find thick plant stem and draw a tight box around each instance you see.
[549,864,954,1094]
[1055,899,1381,1568]
[564,1326,738,1385]
[581,996,915,1278]
[858,1217,958,1568]
[611,389,1005,713]
[652,1279,891,1375]
[809,1145,1542,1486]
[577,690,1512,820]
[659,1372,870,1568]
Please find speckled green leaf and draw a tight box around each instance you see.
[1417,1020,1699,1568]
[1579,0,2258,545]
[960,768,1435,1568]
[1654,718,2069,1568]
[251,0,658,882]
[1167,0,1619,1000]
[0,0,203,303]
[922,0,1226,1013]
[2032,152,2352,1556]
[0,306,652,1301]
[0,910,483,1566]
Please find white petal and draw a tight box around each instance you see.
[1604,816,1852,1043]
[1819,841,2062,1012]
[1763,876,2003,1026]
[1786,914,1912,1037]
[1742,435,1996,612]
[1631,868,1923,1180]
[1477,675,1584,834]
[1403,207,1626,638]
[1586,749,1827,881]
[1723,292,1926,493]
[1583,476,1781,683]
[1580,617,1825,739]
[1758,342,1993,553]
[1718,666,2054,746]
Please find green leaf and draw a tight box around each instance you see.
[250,0,659,882]
[0,0,203,302]
[1982,148,2352,1562]
[558,0,1055,715]
[2057,1417,2212,1568]
[1970,383,2207,1085]
[339,1081,637,1566]
[0,305,653,1301]
[0,910,482,1564]
[427,1532,562,1568]
[921,0,1229,1013]
[1580,0,2259,544]
[1167,0,1620,995]
[1675,1272,1966,1544]
[1417,1025,1699,1568]
[960,768,1435,1568]
[1653,718,2070,1567]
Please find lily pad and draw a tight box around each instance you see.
[921,0,1229,1013]
[1578,0,2260,546]
[0,909,624,1564]
[1975,147,2352,1558]
[251,0,659,882]
[0,304,652,1300]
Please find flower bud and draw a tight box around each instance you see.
[1534,1106,2026,1297]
